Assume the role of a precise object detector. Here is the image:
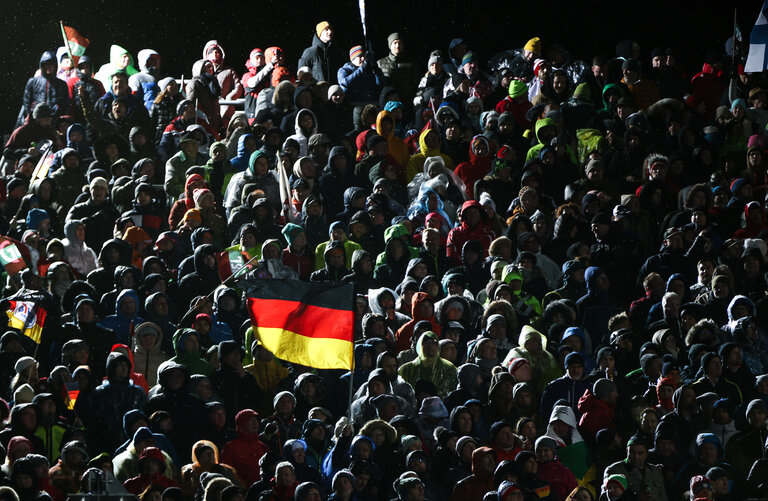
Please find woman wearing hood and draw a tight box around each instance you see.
[62,219,97,278]
[185,59,222,133]
[406,129,456,182]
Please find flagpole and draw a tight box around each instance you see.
[734,9,739,72]
[59,21,76,69]
[11,141,52,231]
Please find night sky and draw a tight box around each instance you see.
[1,0,760,133]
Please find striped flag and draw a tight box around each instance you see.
[244,279,354,370]
[745,1,768,73]
[6,300,46,344]
[60,23,89,66]
[63,382,79,410]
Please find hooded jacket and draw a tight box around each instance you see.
[94,44,139,88]
[89,352,149,450]
[62,219,98,277]
[286,108,318,157]
[577,389,616,437]
[99,289,145,344]
[22,51,71,118]
[395,292,442,352]
[131,322,168,386]
[375,110,409,170]
[398,331,457,398]
[406,129,456,182]
[450,446,495,501]
[316,146,360,218]
[219,409,270,488]
[545,405,593,480]
[454,135,492,199]
[127,49,160,111]
[310,239,353,282]
[447,200,495,265]
[503,326,561,392]
[144,360,207,459]
[169,329,213,376]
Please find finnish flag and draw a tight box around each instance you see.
[746,0,768,73]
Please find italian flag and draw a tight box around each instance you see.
[0,237,28,276]
[60,23,89,66]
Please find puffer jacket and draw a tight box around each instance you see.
[22,51,70,119]
[297,32,343,84]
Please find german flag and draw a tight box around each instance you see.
[244,279,354,370]
[6,300,46,344]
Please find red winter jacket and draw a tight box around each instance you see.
[446,200,495,265]
[220,409,270,487]
[537,458,578,501]
[494,96,532,128]
[124,472,179,496]
[395,292,441,353]
[454,136,492,200]
[577,389,615,437]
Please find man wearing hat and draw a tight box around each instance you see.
[495,79,532,128]
[578,378,618,436]
[377,33,415,106]
[605,434,667,501]
[620,58,660,111]
[636,225,696,291]
[298,21,343,84]
[337,44,384,129]
[540,351,590,420]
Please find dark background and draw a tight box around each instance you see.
[1,0,761,134]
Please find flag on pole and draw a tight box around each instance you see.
[0,237,28,275]
[244,279,354,370]
[6,300,47,344]
[745,1,768,73]
[358,0,367,38]
[60,23,89,66]
[63,382,79,410]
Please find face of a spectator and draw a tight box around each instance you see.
[553,74,567,94]
[627,443,647,468]
[112,74,129,96]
